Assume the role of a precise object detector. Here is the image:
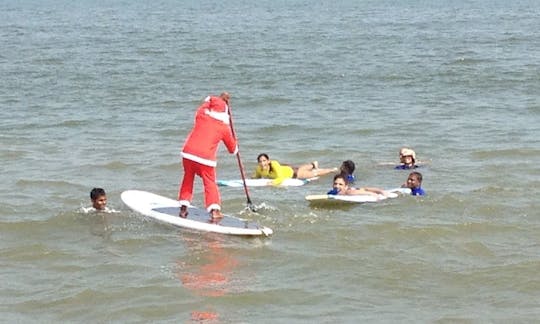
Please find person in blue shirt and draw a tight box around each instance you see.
[402,171,426,196]
[395,148,419,170]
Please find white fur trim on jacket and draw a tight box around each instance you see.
[181,152,217,167]
[204,109,230,125]
[179,200,191,207]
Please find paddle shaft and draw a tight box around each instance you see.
[227,103,256,211]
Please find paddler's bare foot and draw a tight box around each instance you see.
[179,205,188,218]
[210,209,223,220]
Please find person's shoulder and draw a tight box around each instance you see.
[411,187,426,196]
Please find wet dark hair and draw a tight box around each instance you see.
[90,188,106,200]
[340,160,355,175]
[257,153,269,162]
[333,173,350,185]
[409,171,422,183]
[257,153,273,172]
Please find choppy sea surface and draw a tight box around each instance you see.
[1,0,539,322]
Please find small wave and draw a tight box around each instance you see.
[447,57,494,65]
[258,124,299,133]
[32,57,64,65]
[247,202,278,213]
[158,162,180,172]
[58,120,86,127]
[471,148,540,159]
[452,221,521,234]
[160,99,178,106]
[79,206,119,214]
[471,185,513,195]
[156,128,178,137]
[16,179,75,188]
[0,149,27,160]
[102,161,129,170]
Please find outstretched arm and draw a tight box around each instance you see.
[362,187,388,196]
[346,187,384,196]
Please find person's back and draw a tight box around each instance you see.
[178,92,239,220]
[182,95,237,166]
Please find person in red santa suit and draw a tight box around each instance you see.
[178,92,238,220]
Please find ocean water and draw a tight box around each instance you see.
[1,0,539,322]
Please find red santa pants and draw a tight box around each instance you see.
[178,158,221,211]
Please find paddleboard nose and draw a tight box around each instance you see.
[261,227,273,237]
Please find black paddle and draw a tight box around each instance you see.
[227,101,257,212]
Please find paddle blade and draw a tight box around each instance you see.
[247,201,258,213]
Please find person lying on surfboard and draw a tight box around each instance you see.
[327,174,389,197]
[253,153,337,185]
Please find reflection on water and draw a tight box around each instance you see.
[175,234,239,322]
[86,211,113,240]
[80,206,121,241]
[190,311,218,322]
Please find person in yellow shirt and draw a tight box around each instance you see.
[253,153,337,185]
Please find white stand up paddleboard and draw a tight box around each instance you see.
[121,190,273,236]
[217,177,318,187]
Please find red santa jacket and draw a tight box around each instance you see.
[181,96,238,167]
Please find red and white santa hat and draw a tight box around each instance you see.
[204,94,230,124]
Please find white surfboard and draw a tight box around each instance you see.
[305,188,411,204]
[217,177,318,187]
[121,190,273,236]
